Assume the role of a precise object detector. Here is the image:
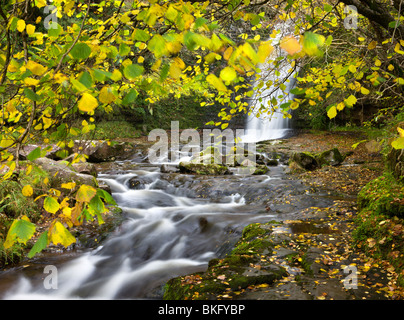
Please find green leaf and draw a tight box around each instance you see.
[27,147,41,161]
[24,88,40,101]
[165,5,178,22]
[44,196,60,214]
[302,32,325,57]
[324,4,333,12]
[96,189,117,205]
[28,231,48,258]
[123,64,144,80]
[290,87,306,95]
[389,20,400,28]
[119,43,131,57]
[70,42,92,60]
[122,89,138,106]
[89,195,106,214]
[4,216,36,248]
[148,34,167,57]
[79,71,93,88]
[48,23,62,37]
[132,29,151,42]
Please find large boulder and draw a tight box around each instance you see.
[11,144,63,160]
[72,140,134,163]
[289,152,318,171]
[288,148,345,172]
[316,148,345,167]
[179,162,231,175]
[33,157,98,189]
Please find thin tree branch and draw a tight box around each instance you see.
[54,1,90,74]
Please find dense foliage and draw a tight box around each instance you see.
[0,0,403,258]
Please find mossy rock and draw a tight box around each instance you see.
[289,148,345,171]
[315,148,345,167]
[289,152,318,170]
[163,221,286,300]
[179,162,230,175]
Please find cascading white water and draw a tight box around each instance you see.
[2,165,279,299]
[243,26,299,143]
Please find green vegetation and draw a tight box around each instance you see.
[163,221,286,300]
[353,172,404,286]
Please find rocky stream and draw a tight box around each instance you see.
[0,130,394,300]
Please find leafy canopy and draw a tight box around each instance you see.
[1,0,404,256]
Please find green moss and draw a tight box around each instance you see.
[179,162,230,175]
[163,221,285,300]
[357,172,404,218]
[353,171,403,291]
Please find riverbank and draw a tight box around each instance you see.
[164,130,404,300]
[1,129,402,299]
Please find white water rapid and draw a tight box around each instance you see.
[1,161,284,299]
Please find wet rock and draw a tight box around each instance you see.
[160,164,180,173]
[127,175,156,189]
[71,162,98,177]
[252,164,269,175]
[179,162,231,175]
[364,140,382,155]
[72,140,134,163]
[289,148,345,172]
[316,148,345,167]
[289,152,318,171]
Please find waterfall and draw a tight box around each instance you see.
[242,27,298,143]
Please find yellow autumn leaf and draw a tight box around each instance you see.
[368,41,377,50]
[61,182,76,190]
[336,102,345,111]
[78,93,98,113]
[220,66,237,82]
[169,63,182,79]
[22,185,34,197]
[26,60,47,76]
[361,87,370,95]
[206,74,228,92]
[35,0,47,8]
[26,24,36,36]
[257,41,274,63]
[280,35,302,55]
[344,94,357,107]
[76,184,97,202]
[24,77,39,86]
[327,105,337,119]
[173,57,185,70]
[43,196,60,214]
[398,126,404,138]
[42,116,52,129]
[99,86,116,104]
[48,221,76,247]
[110,69,122,81]
[17,20,26,32]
